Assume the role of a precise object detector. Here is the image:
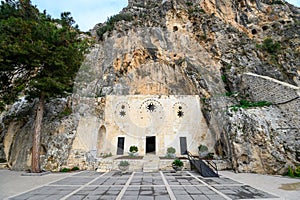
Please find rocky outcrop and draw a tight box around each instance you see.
[0,98,78,171]
[84,0,300,174]
[226,73,299,174]
[0,0,299,174]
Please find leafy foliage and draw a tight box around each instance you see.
[272,0,284,5]
[0,0,90,173]
[221,75,227,83]
[0,0,90,110]
[172,159,183,167]
[58,106,72,119]
[286,166,300,178]
[198,145,208,152]
[186,1,193,6]
[295,166,300,177]
[60,168,71,172]
[259,38,281,54]
[71,166,80,171]
[129,145,138,153]
[167,147,176,154]
[119,160,130,166]
[230,100,272,111]
[60,166,79,172]
[97,13,133,40]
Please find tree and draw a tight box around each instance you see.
[0,0,90,172]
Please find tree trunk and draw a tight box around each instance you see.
[31,93,45,173]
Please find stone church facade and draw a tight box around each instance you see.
[70,95,214,160]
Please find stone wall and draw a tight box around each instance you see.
[69,95,214,162]
[104,95,213,156]
[242,72,299,104]
[226,73,300,174]
[242,73,299,141]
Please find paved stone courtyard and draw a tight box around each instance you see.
[8,171,279,200]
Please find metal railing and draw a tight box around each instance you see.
[204,160,218,176]
[187,151,218,177]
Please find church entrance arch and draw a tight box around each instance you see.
[97,125,106,157]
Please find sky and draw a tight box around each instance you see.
[31,0,300,32]
[31,0,128,31]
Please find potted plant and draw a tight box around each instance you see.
[128,145,138,157]
[172,159,183,171]
[207,152,214,160]
[118,161,130,172]
[198,144,209,159]
[166,147,176,158]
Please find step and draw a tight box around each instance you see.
[143,155,160,172]
[143,164,159,172]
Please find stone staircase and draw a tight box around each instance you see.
[142,154,160,172]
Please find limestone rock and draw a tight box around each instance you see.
[0,98,78,171]
[0,0,299,174]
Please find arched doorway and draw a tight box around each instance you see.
[97,125,106,157]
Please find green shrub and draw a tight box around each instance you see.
[272,0,284,5]
[119,161,129,166]
[239,100,272,108]
[287,166,300,178]
[0,158,7,163]
[287,166,295,177]
[58,107,72,118]
[96,24,114,40]
[97,13,133,40]
[71,166,80,171]
[294,166,300,177]
[230,100,272,111]
[167,147,176,154]
[60,168,71,172]
[221,74,227,83]
[225,92,239,97]
[60,166,79,172]
[260,38,281,54]
[186,2,193,6]
[129,145,138,153]
[207,152,214,159]
[172,159,183,167]
[198,145,208,152]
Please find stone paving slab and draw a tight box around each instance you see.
[72,171,104,177]
[171,186,225,200]
[213,185,278,200]
[50,177,96,186]
[123,186,169,200]
[7,171,280,200]
[198,177,242,186]
[166,176,204,185]
[10,186,79,200]
[103,171,133,177]
[67,186,123,200]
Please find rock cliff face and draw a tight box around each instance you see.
[0,0,299,173]
[0,98,78,171]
